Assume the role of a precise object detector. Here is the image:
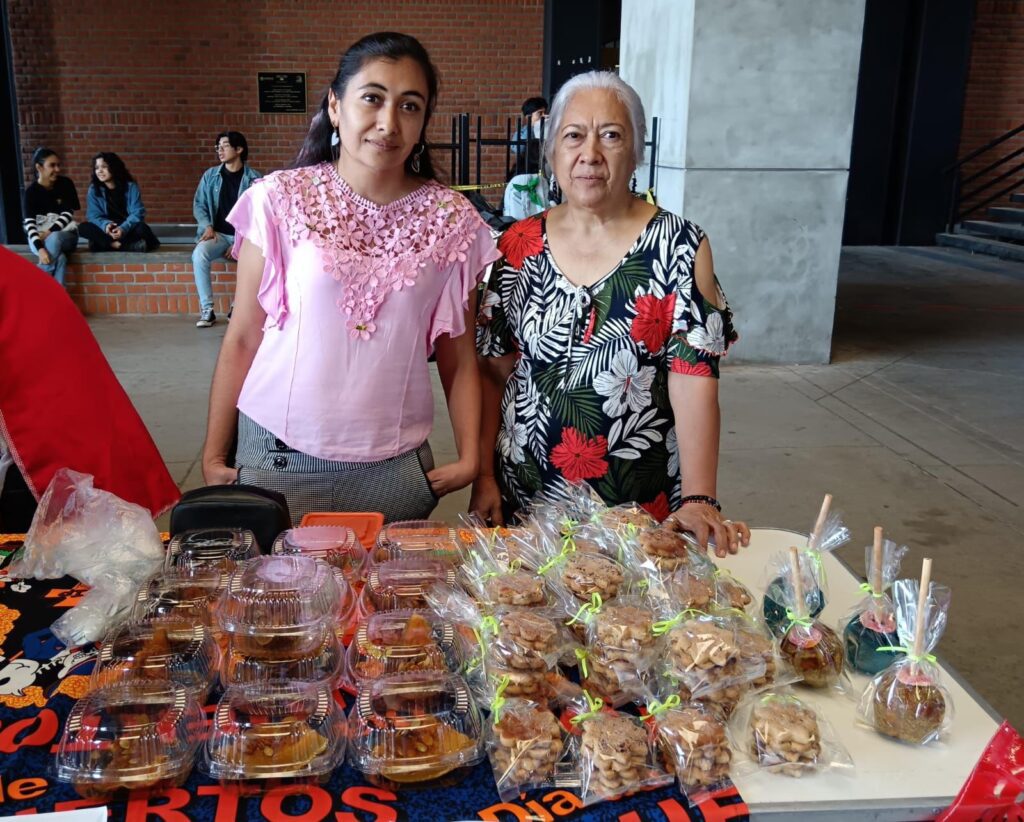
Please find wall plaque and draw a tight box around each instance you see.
[258,72,306,114]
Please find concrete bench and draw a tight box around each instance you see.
[6,244,235,315]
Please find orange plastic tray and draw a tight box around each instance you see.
[299,512,385,549]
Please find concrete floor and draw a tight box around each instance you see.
[89,245,1024,729]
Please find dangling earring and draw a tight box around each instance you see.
[549,176,561,203]
[330,126,340,161]
[410,143,425,174]
[630,173,637,194]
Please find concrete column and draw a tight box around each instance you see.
[621,0,866,363]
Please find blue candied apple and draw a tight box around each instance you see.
[763,575,825,637]
[844,609,900,675]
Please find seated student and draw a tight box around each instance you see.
[79,153,160,252]
[21,147,80,286]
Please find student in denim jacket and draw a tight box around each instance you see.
[79,153,160,253]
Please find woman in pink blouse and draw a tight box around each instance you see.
[201,32,500,523]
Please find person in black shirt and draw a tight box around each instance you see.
[21,147,80,286]
[191,131,260,327]
[79,153,160,253]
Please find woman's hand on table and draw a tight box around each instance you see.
[202,458,238,485]
[427,458,477,498]
[666,503,750,558]
[468,474,504,525]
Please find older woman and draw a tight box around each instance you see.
[472,71,749,555]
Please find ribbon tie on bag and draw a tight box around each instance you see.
[569,690,604,725]
[643,694,681,721]
[575,647,589,678]
[490,674,511,725]
[858,582,885,599]
[876,645,936,664]
[538,541,574,575]
[652,609,704,636]
[470,616,501,670]
[568,593,603,626]
[804,546,829,589]
[783,608,815,634]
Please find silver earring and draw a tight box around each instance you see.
[549,176,561,203]
[630,173,637,194]
[410,143,425,174]
[330,129,340,147]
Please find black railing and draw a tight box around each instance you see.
[429,114,660,194]
[944,121,1024,231]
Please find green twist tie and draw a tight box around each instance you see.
[481,570,499,582]
[568,593,603,626]
[491,675,511,724]
[538,543,573,575]
[783,608,815,634]
[805,546,828,589]
[575,647,589,678]
[643,694,681,721]
[652,609,704,636]
[569,690,604,726]
[876,645,936,664]
[858,582,885,599]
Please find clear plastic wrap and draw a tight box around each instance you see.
[359,558,458,615]
[857,572,954,745]
[55,680,205,798]
[347,671,485,785]
[272,525,367,589]
[166,529,259,578]
[458,527,553,608]
[570,691,673,806]
[580,598,658,706]
[91,618,220,701]
[372,520,462,566]
[842,531,908,675]
[763,495,850,636]
[643,692,732,800]
[713,568,756,613]
[221,623,344,689]
[132,572,227,627]
[729,690,854,778]
[202,681,347,781]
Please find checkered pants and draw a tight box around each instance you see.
[235,414,439,525]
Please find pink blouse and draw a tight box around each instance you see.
[228,163,501,462]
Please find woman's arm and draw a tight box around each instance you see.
[86,187,110,231]
[121,182,144,232]
[430,295,482,497]
[201,237,267,484]
[469,353,515,523]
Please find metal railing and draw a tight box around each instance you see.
[429,114,660,194]
[944,121,1024,231]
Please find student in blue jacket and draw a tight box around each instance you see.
[79,153,160,252]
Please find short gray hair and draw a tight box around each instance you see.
[543,71,647,169]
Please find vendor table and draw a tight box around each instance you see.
[0,529,998,821]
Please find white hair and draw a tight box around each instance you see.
[543,71,647,169]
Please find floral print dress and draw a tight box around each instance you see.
[476,209,738,519]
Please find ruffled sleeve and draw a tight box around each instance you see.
[227,176,288,328]
[665,220,738,378]
[427,219,501,348]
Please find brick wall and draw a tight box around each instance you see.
[959,0,1024,212]
[8,0,544,223]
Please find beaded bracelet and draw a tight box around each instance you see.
[680,494,722,512]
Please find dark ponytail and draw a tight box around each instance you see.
[291,31,439,180]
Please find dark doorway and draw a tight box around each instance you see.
[544,0,621,100]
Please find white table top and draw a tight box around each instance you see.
[715,528,999,820]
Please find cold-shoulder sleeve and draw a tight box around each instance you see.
[427,215,501,347]
[227,176,289,328]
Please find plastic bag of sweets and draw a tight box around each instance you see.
[575,594,659,707]
[569,689,673,806]
[729,689,853,778]
[841,527,908,675]
[485,674,574,801]
[858,559,954,745]
[712,567,756,613]
[763,493,850,636]
[457,526,554,609]
[775,547,846,691]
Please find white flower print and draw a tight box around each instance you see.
[593,349,656,418]
[686,312,727,355]
[478,288,501,322]
[498,399,528,464]
[667,427,679,477]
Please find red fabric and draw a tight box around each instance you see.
[937,721,1024,821]
[0,248,179,517]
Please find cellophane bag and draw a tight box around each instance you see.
[457,519,554,609]
[729,690,854,778]
[568,690,673,806]
[577,593,659,708]
[841,537,908,675]
[857,578,954,745]
[8,468,164,644]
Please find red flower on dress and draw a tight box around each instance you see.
[671,359,713,377]
[630,293,676,352]
[550,428,609,482]
[641,493,672,523]
[498,216,544,269]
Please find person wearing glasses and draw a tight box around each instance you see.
[191,131,261,327]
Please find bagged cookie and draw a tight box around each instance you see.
[643,692,732,800]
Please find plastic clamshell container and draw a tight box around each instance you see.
[132,572,228,626]
[300,512,385,549]
[221,623,344,688]
[55,680,204,798]
[348,671,484,784]
[359,559,458,615]
[215,556,344,660]
[344,610,463,690]
[91,619,220,702]
[165,529,259,578]
[372,520,462,566]
[273,525,367,588]
[202,681,347,781]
